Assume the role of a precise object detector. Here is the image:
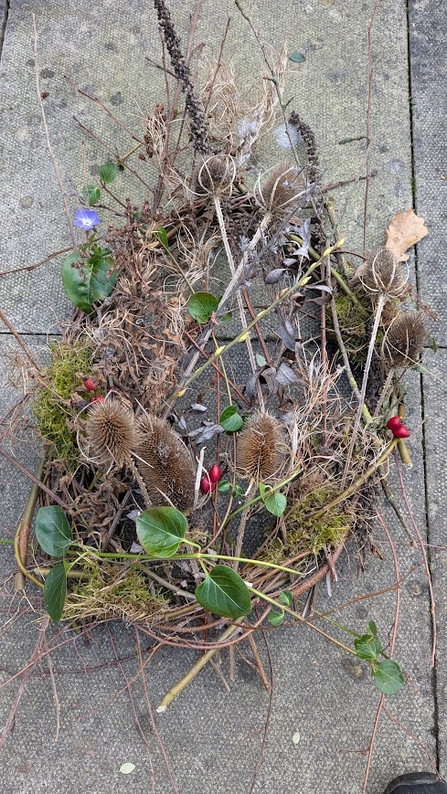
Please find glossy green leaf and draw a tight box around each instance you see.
[98,161,117,184]
[44,564,67,623]
[220,405,243,433]
[263,490,287,517]
[195,565,251,618]
[136,507,187,557]
[62,246,118,312]
[372,659,405,695]
[268,610,285,627]
[35,506,72,558]
[217,480,232,494]
[82,185,101,206]
[289,52,306,63]
[187,292,219,323]
[354,634,382,661]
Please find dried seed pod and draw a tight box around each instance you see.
[261,163,306,212]
[237,411,284,482]
[383,310,428,368]
[360,248,408,298]
[135,414,196,510]
[85,398,138,467]
[195,154,236,196]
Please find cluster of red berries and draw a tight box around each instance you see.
[83,377,105,405]
[199,464,222,494]
[386,416,410,438]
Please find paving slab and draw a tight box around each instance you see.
[0,2,442,793]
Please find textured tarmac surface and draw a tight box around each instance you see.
[0,2,445,793]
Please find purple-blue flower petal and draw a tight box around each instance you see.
[73,208,101,230]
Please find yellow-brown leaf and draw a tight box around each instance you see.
[385,209,428,262]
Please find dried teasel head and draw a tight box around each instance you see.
[383,310,428,368]
[260,163,306,213]
[195,154,236,196]
[360,248,408,298]
[85,398,139,467]
[237,411,284,483]
[135,414,196,510]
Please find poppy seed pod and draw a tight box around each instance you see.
[237,411,284,482]
[135,414,196,510]
[85,398,139,467]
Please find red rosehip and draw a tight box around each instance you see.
[393,424,410,439]
[386,416,404,432]
[83,377,97,392]
[200,476,212,494]
[90,395,105,404]
[208,464,222,484]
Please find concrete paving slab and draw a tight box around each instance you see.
[409,1,447,345]
[0,2,442,794]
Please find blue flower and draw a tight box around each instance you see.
[73,208,101,231]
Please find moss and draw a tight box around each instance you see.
[261,486,353,563]
[33,339,93,468]
[64,557,170,623]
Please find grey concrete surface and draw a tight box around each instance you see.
[0,1,444,793]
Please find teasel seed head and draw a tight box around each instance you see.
[261,163,306,213]
[383,310,428,368]
[195,154,236,196]
[237,411,284,483]
[85,398,139,467]
[135,414,196,511]
[360,248,408,298]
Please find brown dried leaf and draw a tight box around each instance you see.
[385,209,428,262]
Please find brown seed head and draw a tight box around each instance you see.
[261,163,306,212]
[86,398,138,467]
[237,411,284,483]
[195,155,236,196]
[135,415,196,510]
[383,310,428,368]
[360,249,408,298]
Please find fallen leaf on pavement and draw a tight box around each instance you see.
[385,209,428,261]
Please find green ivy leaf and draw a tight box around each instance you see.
[187,292,219,323]
[220,405,243,433]
[354,634,382,661]
[372,659,405,695]
[35,506,72,558]
[44,564,67,623]
[263,490,287,517]
[289,52,306,63]
[98,161,117,184]
[195,565,251,618]
[62,247,118,313]
[136,507,187,557]
[82,185,101,206]
[268,610,285,627]
[278,590,293,607]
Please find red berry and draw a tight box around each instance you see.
[386,416,404,432]
[90,395,105,404]
[386,415,410,438]
[83,377,97,392]
[200,476,212,494]
[209,464,222,484]
[393,424,410,439]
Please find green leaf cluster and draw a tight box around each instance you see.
[353,621,405,695]
[62,244,118,312]
[35,506,73,623]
